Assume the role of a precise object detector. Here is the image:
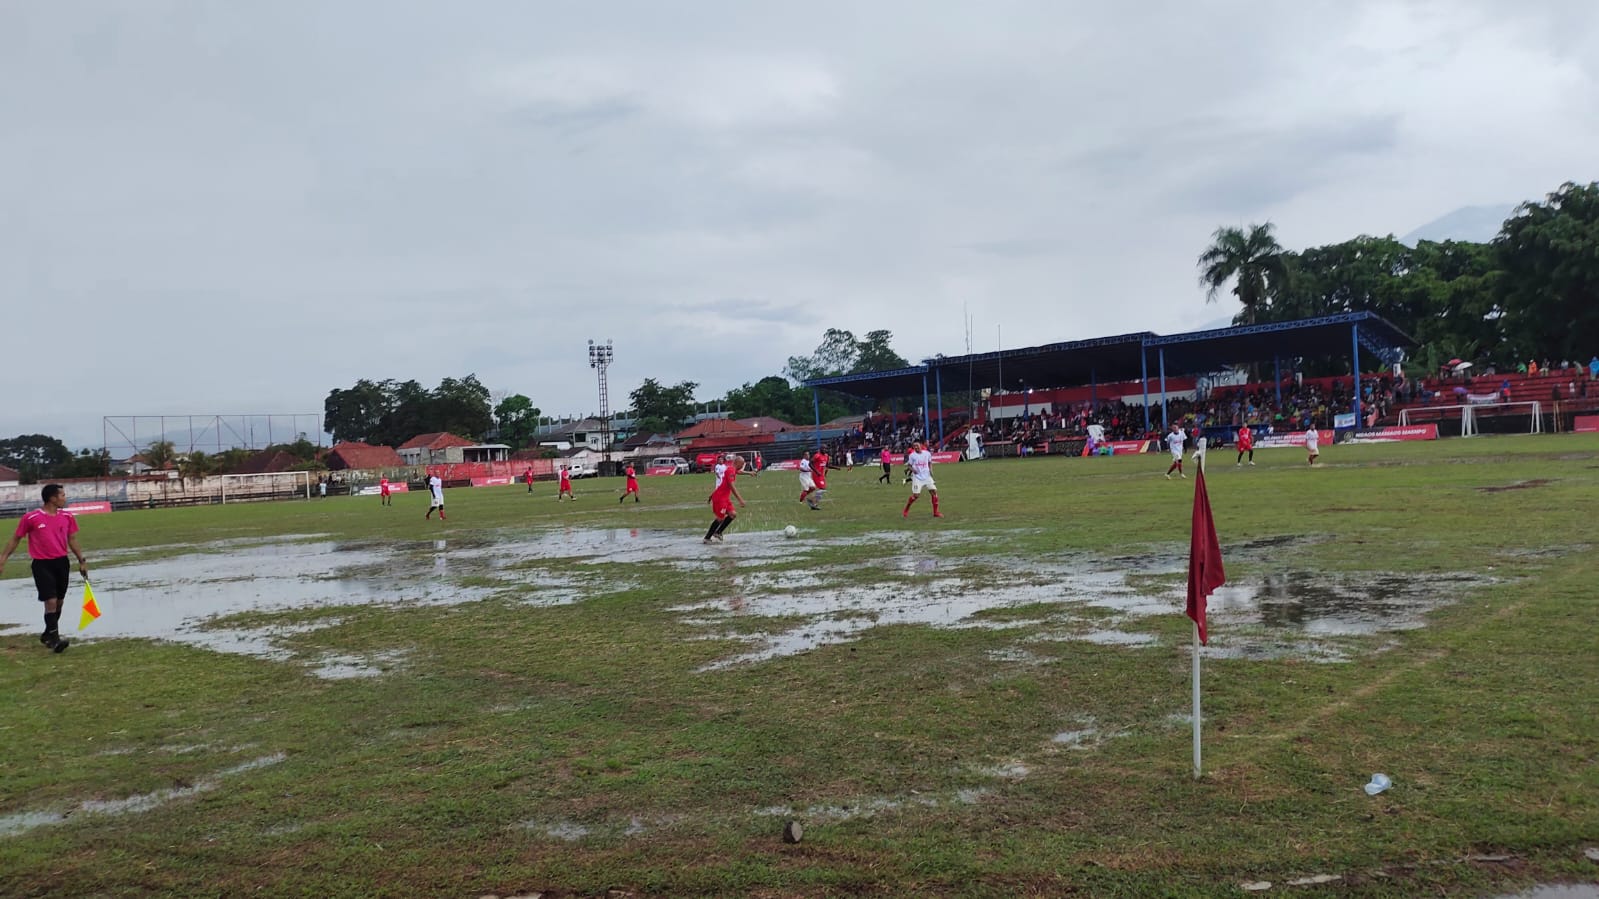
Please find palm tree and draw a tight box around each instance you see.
[1197,223,1289,325]
[141,440,178,473]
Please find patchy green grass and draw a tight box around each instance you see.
[3,435,1598,897]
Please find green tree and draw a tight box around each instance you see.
[51,448,111,479]
[1197,223,1290,325]
[179,451,215,480]
[0,434,73,483]
[431,375,493,440]
[785,328,913,381]
[494,394,541,449]
[323,379,392,444]
[852,330,911,373]
[213,447,255,474]
[629,378,698,435]
[785,328,860,382]
[1494,181,1599,360]
[141,440,178,472]
[721,375,853,425]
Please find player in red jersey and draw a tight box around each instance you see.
[1236,426,1255,466]
[703,454,746,542]
[557,465,575,501]
[525,467,536,493]
[809,449,829,506]
[379,476,393,506]
[620,464,640,503]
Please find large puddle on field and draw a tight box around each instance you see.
[0,528,1492,674]
[674,555,1491,670]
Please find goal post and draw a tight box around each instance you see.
[1400,401,1543,437]
[219,471,312,504]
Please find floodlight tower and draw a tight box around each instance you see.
[588,339,615,468]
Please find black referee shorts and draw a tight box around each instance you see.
[31,557,70,602]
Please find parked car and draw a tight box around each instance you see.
[648,456,691,475]
[563,462,597,478]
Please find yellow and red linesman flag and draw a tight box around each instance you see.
[1186,466,1226,644]
[78,580,102,631]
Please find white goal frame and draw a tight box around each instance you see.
[219,471,312,504]
[1400,401,1542,437]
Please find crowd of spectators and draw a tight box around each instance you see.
[818,357,1599,459]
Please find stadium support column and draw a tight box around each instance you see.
[1274,354,1282,407]
[1159,348,1169,429]
[1091,368,1097,407]
[922,373,931,442]
[935,367,945,447]
[1141,347,1151,433]
[1351,323,1362,428]
[812,389,822,451]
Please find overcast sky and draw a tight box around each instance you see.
[4,1,1597,448]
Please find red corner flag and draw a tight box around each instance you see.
[1186,465,1226,644]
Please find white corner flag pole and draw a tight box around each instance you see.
[1192,621,1203,779]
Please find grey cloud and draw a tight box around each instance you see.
[3,2,1597,447]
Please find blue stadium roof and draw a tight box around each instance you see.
[801,312,1414,399]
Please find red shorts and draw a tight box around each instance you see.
[380,487,390,495]
[711,492,734,518]
[625,480,639,492]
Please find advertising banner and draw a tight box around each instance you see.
[1344,424,1439,443]
[1333,413,1357,429]
[1575,415,1599,433]
[1254,429,1334,449]
[64,501,113,515]
[470,476,515,487]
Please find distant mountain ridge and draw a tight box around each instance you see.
[1400,204,1515,245]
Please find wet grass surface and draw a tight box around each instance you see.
[2,436,1599,896]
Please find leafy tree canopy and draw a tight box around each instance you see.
[324,374,496,446]
[629,378,699,436]
[0,434,72,483]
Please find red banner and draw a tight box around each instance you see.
[1575,416,1599,433]
[470,476,515,487]
[64,501,112,515]
[645,466,680,476]
[1347,424,1439,442]
[1104,440,1151,454]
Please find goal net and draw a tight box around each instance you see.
[1399,401,1543,437]
[219,471,313,504]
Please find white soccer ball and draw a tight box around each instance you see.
[783,525,798,538]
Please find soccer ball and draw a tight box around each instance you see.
[783,525,798,538]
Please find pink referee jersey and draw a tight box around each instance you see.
[15,509,78,559]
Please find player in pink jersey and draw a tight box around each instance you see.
[0,485,89,652]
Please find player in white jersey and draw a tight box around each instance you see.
[797,456,819,509]
[1164,424,1187,479]
[426,473,447,520]
[1304,425,1320,466]
[900,442,942,518]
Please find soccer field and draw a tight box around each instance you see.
[3,437,1598,897]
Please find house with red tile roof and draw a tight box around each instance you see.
[397,432,509,465]
[0,464,19,486]
[736,416,799,434]
[325,442,406,471]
